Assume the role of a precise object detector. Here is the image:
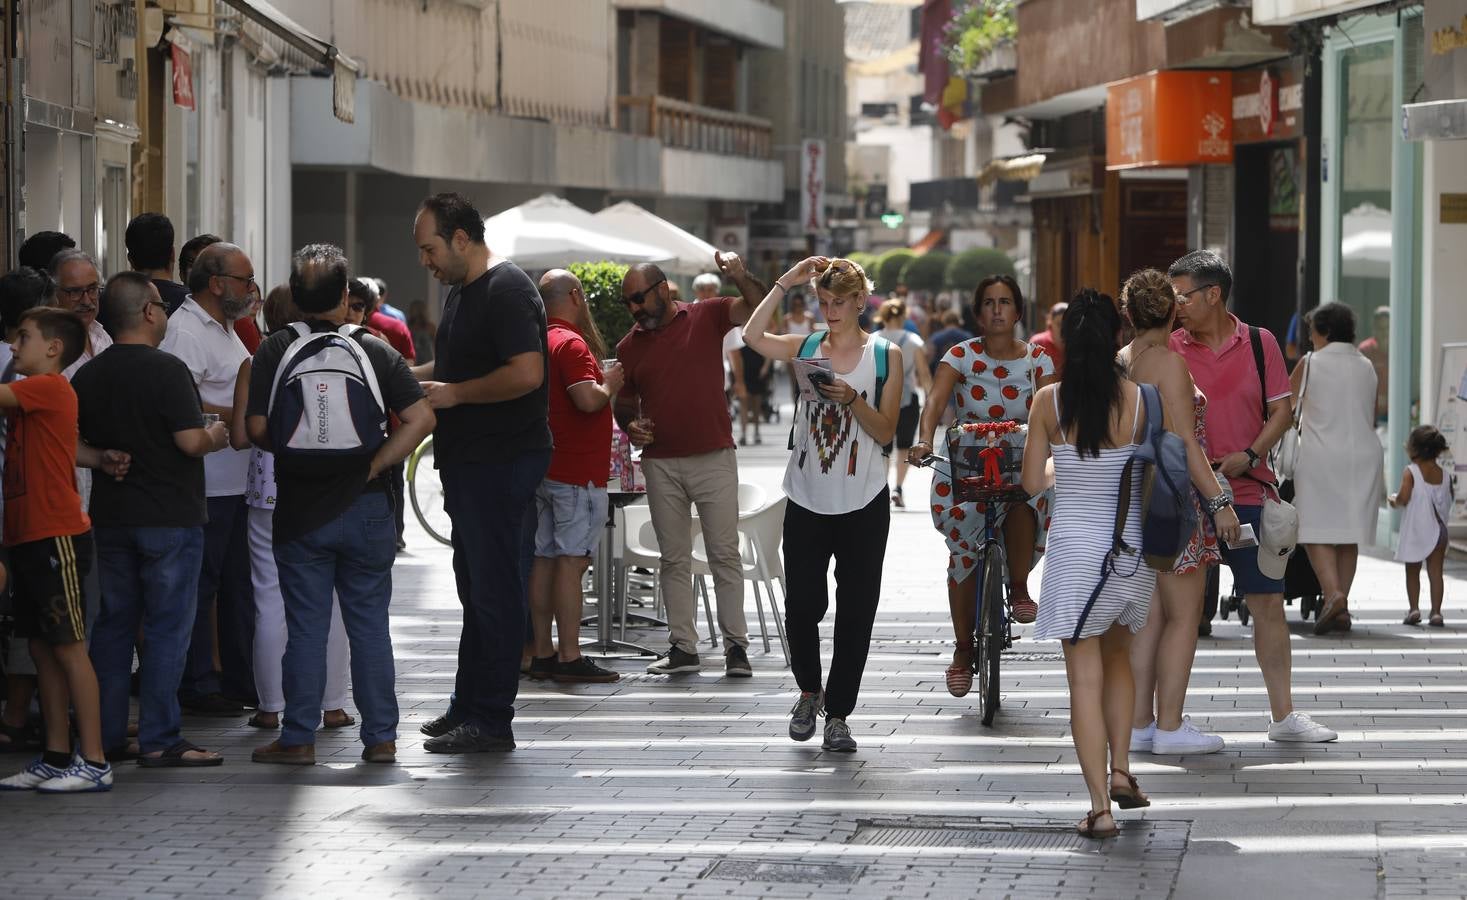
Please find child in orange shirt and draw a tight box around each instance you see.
[0,309,127,793]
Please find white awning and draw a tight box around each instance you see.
[484,195,676,270]
[593,202,719,274]
[220,0,358,122]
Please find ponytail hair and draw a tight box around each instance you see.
[1058,288,1124,458]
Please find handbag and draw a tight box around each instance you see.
[1273,352,1309,482]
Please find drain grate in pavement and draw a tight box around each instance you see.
[1003,651,1065,662]
[852,819,1089,852]
[701,859,866,884]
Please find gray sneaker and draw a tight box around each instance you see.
[724,645,753,678]
[646,647,702,675]
[822,717,857,752]
[789,690,823,742]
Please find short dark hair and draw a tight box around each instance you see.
[290,244,350,314]
[1408,425,1449,462]
[178,233,222,283]
[1167,250,1233,303]
[348,277,378,314]
[262,284,300,333]
[101,271,157,335]
[0,267,53,333]
[19,307,86,369]
[419,193,485,245]
[125,213,176,271]
[1309,301,1356,345]
[18,231,76,272]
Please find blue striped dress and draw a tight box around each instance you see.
[1032,387,1155,642]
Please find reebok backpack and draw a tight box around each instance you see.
[266,323,389,459]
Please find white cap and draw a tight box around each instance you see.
[1256,496,1299,581]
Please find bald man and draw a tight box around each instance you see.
[521,270,624,683]
[161,241,260,716]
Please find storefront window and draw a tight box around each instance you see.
[1336,41,1392,418]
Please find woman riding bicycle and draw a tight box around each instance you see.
[907,275,1055,698]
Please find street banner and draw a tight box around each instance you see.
[800,139,826,235]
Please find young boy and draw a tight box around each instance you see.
[0,308,125,792]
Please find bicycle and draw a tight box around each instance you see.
[914,424,1030,726]
[407,436,452,546]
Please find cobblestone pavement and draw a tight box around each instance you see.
[4,440,1467,899]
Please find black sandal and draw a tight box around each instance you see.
[137,740,225,768]
[1078,809,1118,839]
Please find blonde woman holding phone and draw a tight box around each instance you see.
[742,256,903,752]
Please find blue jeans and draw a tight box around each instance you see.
[275,490,398,747]
[90,526,204,754]
[181,495,254,701]
[441,450,550,733]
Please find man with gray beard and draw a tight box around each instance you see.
[161,243,259,717]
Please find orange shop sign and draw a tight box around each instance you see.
[1105,71,1233,170]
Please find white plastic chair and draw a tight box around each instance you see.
[618,505,717,646]
[737,482,767,516]
[692,495,789,664]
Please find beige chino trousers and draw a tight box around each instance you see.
[641,448,749,654]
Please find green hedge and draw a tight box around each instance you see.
[900,251,952,293]
[568,261,632,352]
[874,249,917,294]
[944,247,1016,293]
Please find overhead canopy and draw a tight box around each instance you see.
[483,194,675,270]
[219,0,358,122]
[593,202,719,274]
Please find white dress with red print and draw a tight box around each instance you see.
[929,339,1054,585]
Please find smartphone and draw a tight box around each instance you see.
[807,370,834,388]
[1225,523,1258,550]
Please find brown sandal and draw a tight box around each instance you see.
[1313,596,1349,635]
[1078,809,1118,839]
[1109,768,1150,809]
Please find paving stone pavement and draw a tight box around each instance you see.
[3,439,1467,899]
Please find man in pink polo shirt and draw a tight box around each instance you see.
[614,255,761,678]
[1168,250,1336,745]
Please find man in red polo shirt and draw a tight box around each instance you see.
[526,270,623,684]
[1168,250,1336,745]
[614,255,761,678]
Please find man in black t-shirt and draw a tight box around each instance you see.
[73,272,231,766]
[410,192,552,754]
[246,244,434,767]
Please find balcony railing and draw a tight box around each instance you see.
[617,96,773,159]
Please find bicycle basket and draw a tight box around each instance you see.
[945,422,1030,504]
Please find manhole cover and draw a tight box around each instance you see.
[852,818,1090,852]
[701,859,865,884]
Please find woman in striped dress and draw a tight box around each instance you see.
[1021,289,1161,840]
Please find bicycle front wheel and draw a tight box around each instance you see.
[408,439,453,546]
[977,542,1006,726]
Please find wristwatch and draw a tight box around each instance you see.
[1204,494,1233,516]
[1244,448,1260,468]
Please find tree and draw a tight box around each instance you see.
[944,247,1016,293]
[875,249,916,295]
[900,251,952,293]
[568,261,632,351]
[846,251,878,278]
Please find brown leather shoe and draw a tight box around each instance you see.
[251,740,315,765]
[361,740,396,764]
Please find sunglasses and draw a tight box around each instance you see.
[621,278,665,309]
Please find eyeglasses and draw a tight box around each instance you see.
[1174,284,1215,304]
[621,278,665,308]
[57,283,101,300]
[217,273,259,291]
[147,300,168,313]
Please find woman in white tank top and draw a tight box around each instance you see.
[742,256,904,753]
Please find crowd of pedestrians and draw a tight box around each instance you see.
[0,194,1430,846]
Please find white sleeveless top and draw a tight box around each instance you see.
[783,336,889,515]
[1395,462,1452,564]
[785,317,814,338]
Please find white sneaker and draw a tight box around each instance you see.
[1267,711,1338,743]
[1152,717,1225,755]
[35,756,113,793]
[1130,721,1156,753]
[0,757,68,791]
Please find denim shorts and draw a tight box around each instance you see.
[1217,504,1285,596]
[534,480,609,558]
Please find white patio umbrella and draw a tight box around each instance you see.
[593,201,720,273]
[482,194,674,269]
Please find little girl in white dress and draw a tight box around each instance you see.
[1390,426,1454,627]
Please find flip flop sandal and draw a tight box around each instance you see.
[1313,598,1348,635]
[138,740,225,768]
[246,713,280,729]
[1335,611,1353,633]
[1109,768,1151,809]
[1404,611,1422,626]
[1078,809,1118,840]
[322,713,356,729]
[1431,614,1446,628]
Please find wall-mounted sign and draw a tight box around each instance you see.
[1105,70,1233,170]
[1442,193,1467,224]
[171,43,195,111]
[1232,62,1304,144]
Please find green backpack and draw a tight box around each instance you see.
[787,331,893,456]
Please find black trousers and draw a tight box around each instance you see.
[782,490,889,719]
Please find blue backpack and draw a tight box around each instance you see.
[266,323,389,459]
[787,330,892,455]
[1070,383,1195,643]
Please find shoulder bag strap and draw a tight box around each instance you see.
[1248,326,1268,422]
[1293,353,1311,430]
[797,331,824,358]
